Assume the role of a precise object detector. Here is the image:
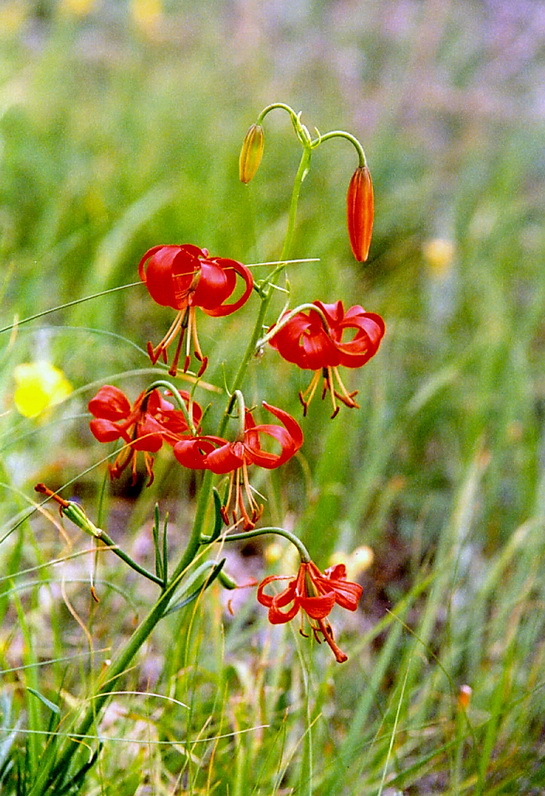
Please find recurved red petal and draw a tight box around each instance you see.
[173,436,223,470]
[256,574,294,608]
[323,563,348,580]
[204,258,254,318]
[331,580,363,610]
[298,591,337,619]
[261,402,304,450]
[89,417,125,443]
[321,564,363,610]
[205,440,246,474]
[244,403,303,469]
[192,258,232,311]
[88,385,131,421]
[313,300,344,327]
[270,308,339,370]
[268,589,299,625]
[132,417,167,452]
[139,245,184,309]
[336,312,385,368]
[144,389,174,415]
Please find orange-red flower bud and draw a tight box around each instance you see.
[239,124,264,183]
[346,165,374,262]
[457,684,472,711]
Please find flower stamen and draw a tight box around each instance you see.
[298,370,321,416]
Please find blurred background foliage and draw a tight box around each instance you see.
[1,0,545,793]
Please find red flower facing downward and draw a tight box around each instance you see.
[173,402,303,530]
[139,244,254,376]
[257,561,363,663]
[89,385,201,485]
[269,300,385,417]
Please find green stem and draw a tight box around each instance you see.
[171,469,214,582]
[256,301,329,350]
[212,526,311,563]
[281,147,312,263]
[145,379,198,434]
[229,146,312,403]
[30,477,213,792]
[96,532,164,587]
[257,102,299,127]
[35,488,164,588]
[30,564,190,795]
[310,130,367,167]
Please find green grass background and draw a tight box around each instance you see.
[1,0,545,793]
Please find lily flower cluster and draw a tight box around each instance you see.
[86,236,382,659]
[89,384,302,530]
[82,105,385,663]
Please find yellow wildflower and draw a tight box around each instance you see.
[0,1,27,34]
[422,238,455,278]
[131,0,163,34]
[13,362,72,419]
[60,0,98,16]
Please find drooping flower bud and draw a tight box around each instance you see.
[239,124,264,183]
[346,165,374,262]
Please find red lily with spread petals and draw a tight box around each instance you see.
[139,244,254,376]
[89,385,201,485]
[173,402,303,530]
[257,561,363,663]
[269,299,385,417]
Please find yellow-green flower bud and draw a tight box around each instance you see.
[239,124,264,183]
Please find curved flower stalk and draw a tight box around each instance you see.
[240,104,374,261]
[173,401,303,530]
[257,561,363,663]
[269,299,385,417]
[139,244,254,376]
[88,385,202,485]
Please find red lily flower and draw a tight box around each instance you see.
[257,561,363,663]
[269,300,385,417]
[88,385,201,485]
[139,244,254,376]
[173,402,303,530]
